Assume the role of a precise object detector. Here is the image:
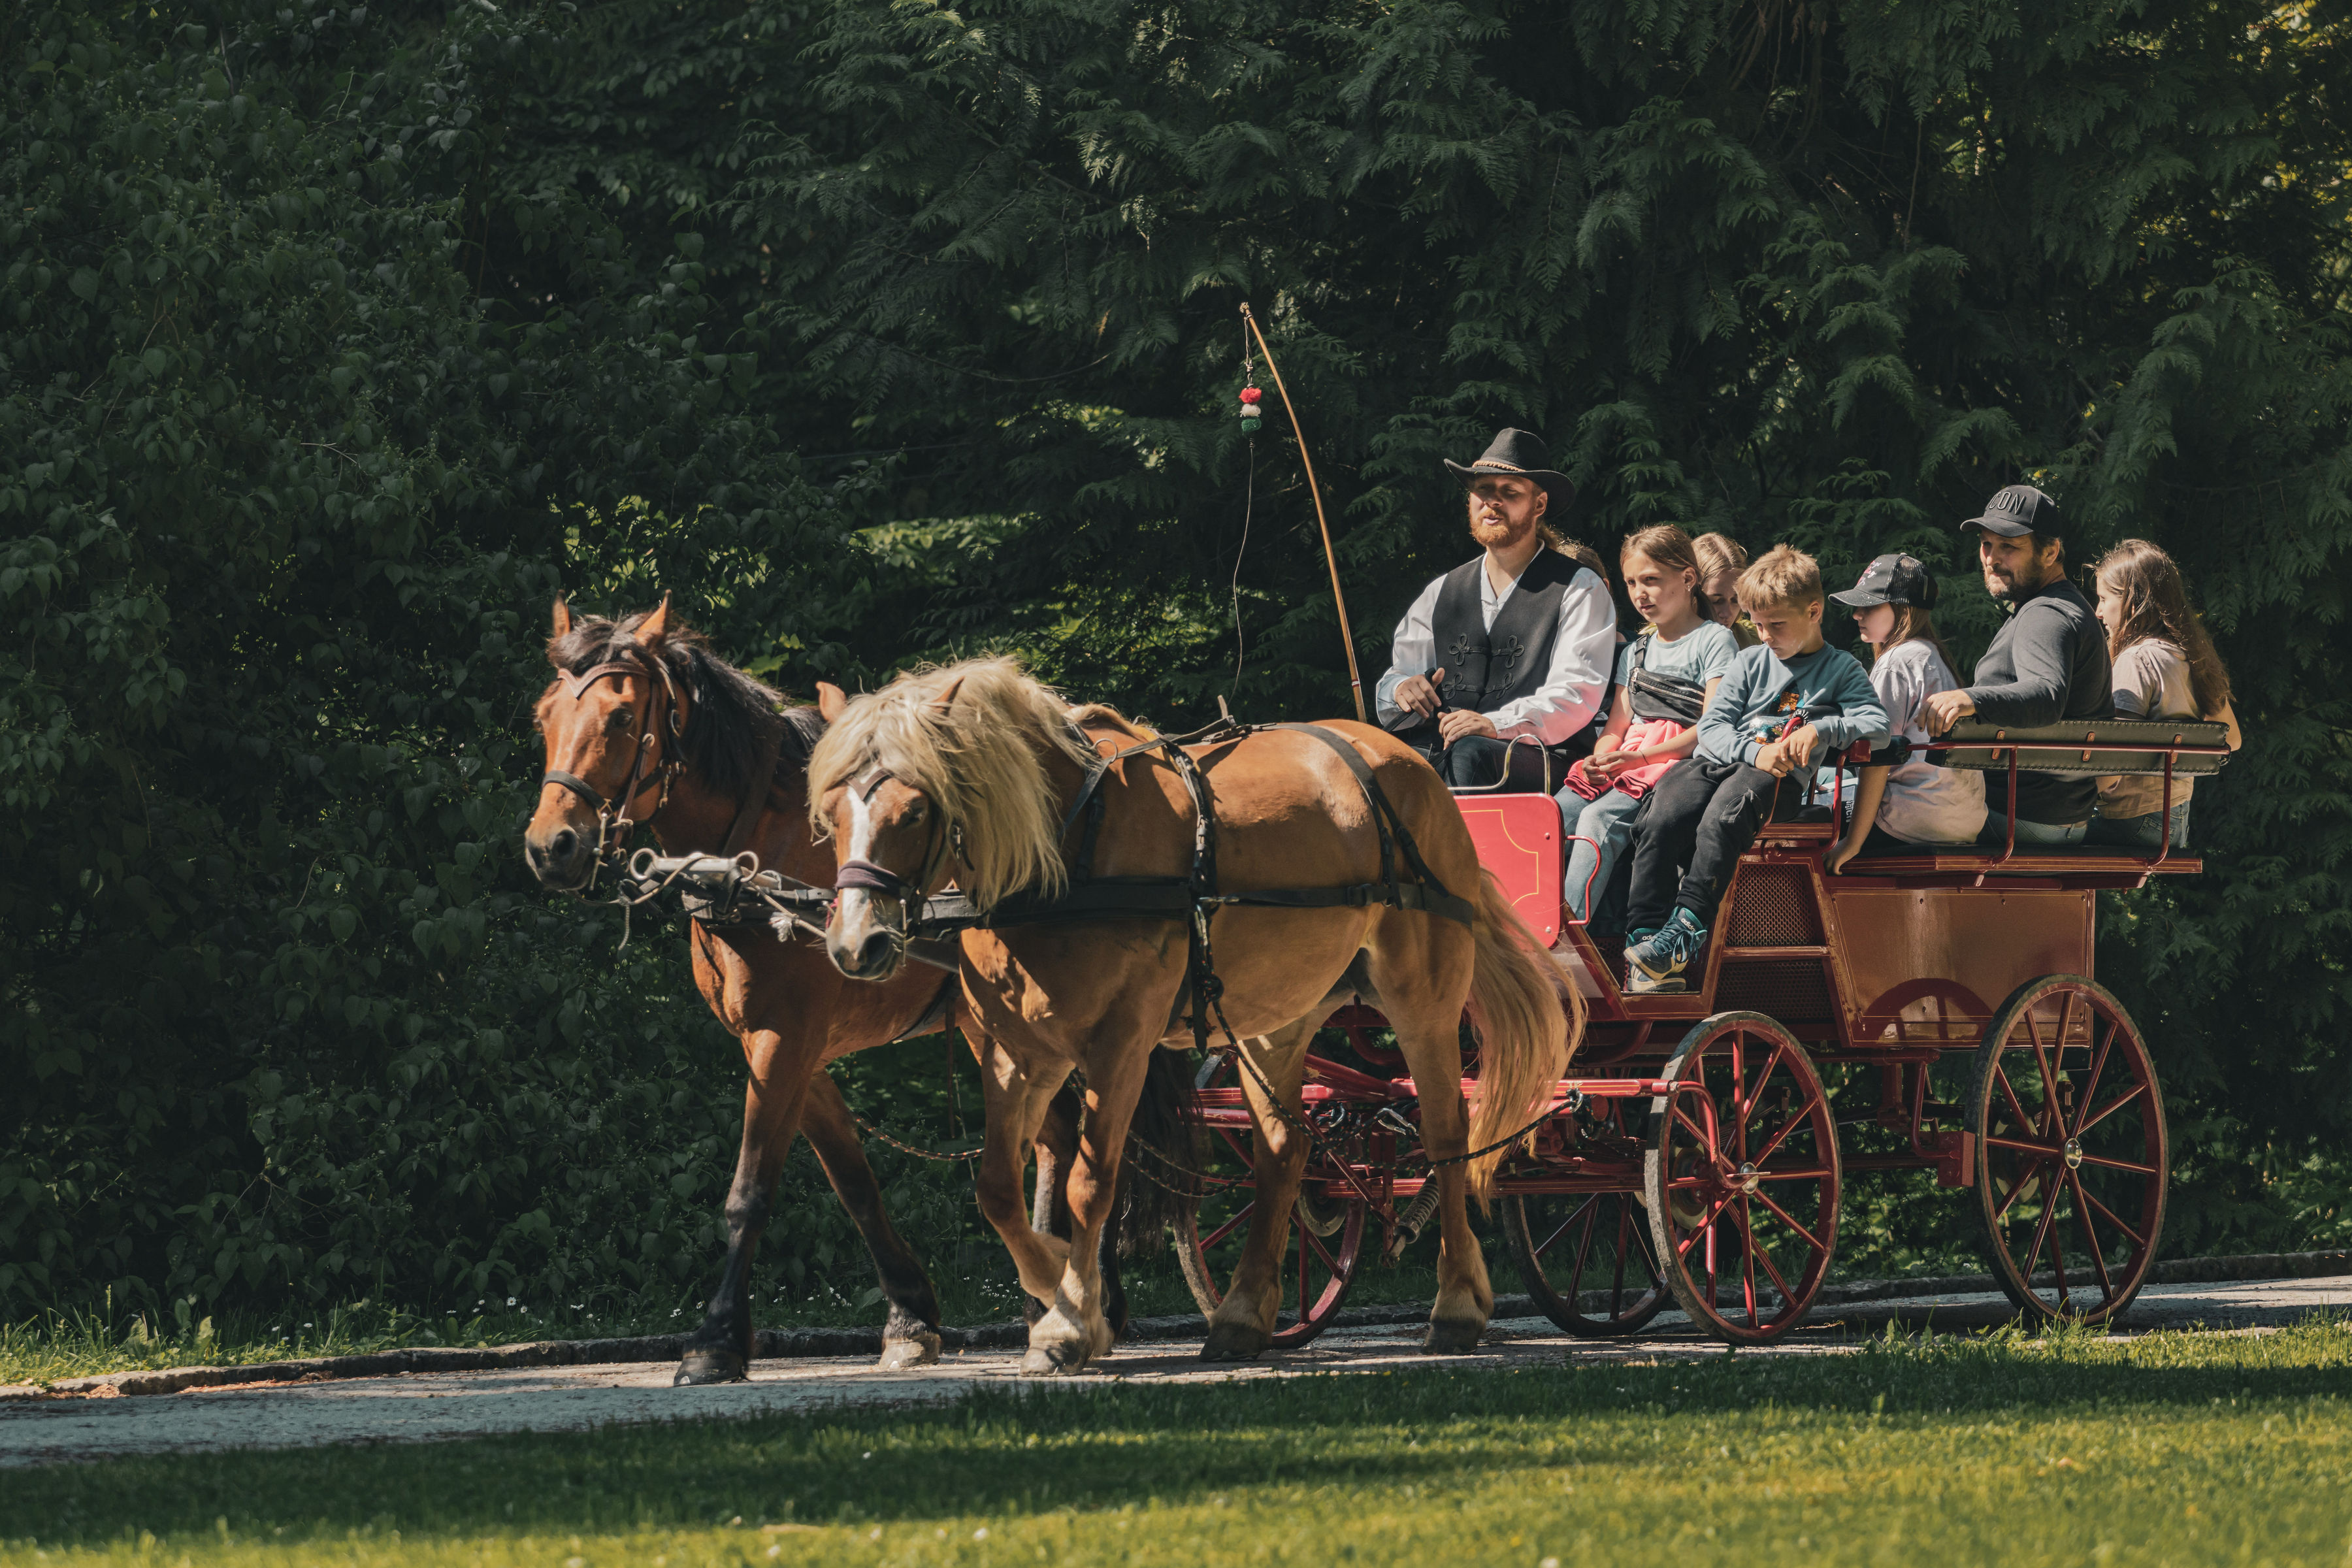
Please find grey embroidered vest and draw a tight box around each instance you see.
[1430,549,1582,715]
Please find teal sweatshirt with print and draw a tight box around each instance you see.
[1696,643,1890,768]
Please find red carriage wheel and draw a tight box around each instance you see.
[1642,1012,1841,1345]
[1967,975,2167,1326]
[1502,1190,1667,1337]
[1175,1172,1367,1349]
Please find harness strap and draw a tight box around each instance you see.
[544,770,604,810]
[887,973,960,1044]
[1254,723,1474,926]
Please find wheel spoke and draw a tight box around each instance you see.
[1674,1104,1723,1167]
[2079,1182,2149,1250]
[1203,1201,1254,1251]
[1986,1135,2063,1157]
[2024,1000,2066,1140]
[1752,1165,1836,1183]
[2019,1176,2063,1289]
[2046,1194,2074,1307]
[1301,1216,1340,1274]
[1993,1154,2051,1222]
[2071,1013,2119,1138]
[1747,1185,1829,1255]
[1995,1063,2038,1141]
[2076,1152,2159,1177]
[2074,1082,2149,1137]
[1745,1105,1809,1169]
[1738,1197,1761,1327]
[1533,1196,1597,1266]
[1741,1209,1799,1305]
[1673,1189,1741,1260]
[2065,1170,2118,1302]
[1741,1042,1788,1130]
[1608,1201,1632,1313]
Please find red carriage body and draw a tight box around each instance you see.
[1179,719,2229,1345]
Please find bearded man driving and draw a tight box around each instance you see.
[1375,429,1617,791]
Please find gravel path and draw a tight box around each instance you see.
[5,1273,2345,1469]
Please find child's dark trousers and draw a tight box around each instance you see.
[1623,759,1806,933]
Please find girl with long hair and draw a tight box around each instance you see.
[1823,554,1987,872]
[1693,532,1761,648]
[2086,540,2241,849]
[1555,525,1739,924]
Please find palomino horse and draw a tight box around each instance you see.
[808,657,1576,1374]
[523,597,962,1383]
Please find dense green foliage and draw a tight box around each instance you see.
[5,0,2350,1320]
[4,1326,2350,1565]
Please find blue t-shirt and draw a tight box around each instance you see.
[1616,620,1740,695]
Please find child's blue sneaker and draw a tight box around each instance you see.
[1624,909,1708,994]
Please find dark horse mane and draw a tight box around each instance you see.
[546,607,826,800]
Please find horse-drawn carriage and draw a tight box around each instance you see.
[529,600,2231,1379]
[1176,718,2229,1347]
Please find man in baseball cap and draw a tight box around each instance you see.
[1919,483,2114,845]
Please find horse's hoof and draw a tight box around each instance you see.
[1420,1316,1485,1354]
[674,1347,748,1385]
[1019,1340,1091,1377]
[876,1333,941,1370]
[1200,1321,1271,1362]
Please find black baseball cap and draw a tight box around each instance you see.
[1831,553,1938,610]
[1962,483,2059,538]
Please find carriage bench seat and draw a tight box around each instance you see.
[1929,717,2232,777]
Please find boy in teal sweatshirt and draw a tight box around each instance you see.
[1623,546,1888,993]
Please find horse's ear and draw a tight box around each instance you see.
[551,597,573,640]
[638,593,674,644]
[930,674,966,714]
[816,681,848,723]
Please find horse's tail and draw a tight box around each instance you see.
[1115,1048,1201,1256]
[1463,866,1578,1201]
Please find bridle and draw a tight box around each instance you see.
[542,653,687,889]
[831,764,959,938]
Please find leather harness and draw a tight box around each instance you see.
[855,716,1475,1056]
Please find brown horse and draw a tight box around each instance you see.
[808,657,1576,1375]
[523,597,973,1383]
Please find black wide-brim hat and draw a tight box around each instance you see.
[1444,428,1575,507]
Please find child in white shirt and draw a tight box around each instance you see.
[1823,554,1987,872]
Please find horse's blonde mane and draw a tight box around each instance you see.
[807,656,1096,909]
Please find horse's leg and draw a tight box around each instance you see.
[1370,926,1493,1355]
[1023,1034,1153,1377]
[1029,1086,1132,1339]
[797,1070,943,1369]
[1024,1086,1081,1327]
[1384,1004,1492,1352]
[676,1019,826,1385]
[1201,1022,1317,1361]
[971,1036,1078,1319]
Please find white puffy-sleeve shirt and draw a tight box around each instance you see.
[1373,553,1616,745]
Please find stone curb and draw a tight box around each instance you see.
[7,1247,2345,1401]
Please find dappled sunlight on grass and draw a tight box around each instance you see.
[3,1322,2350,1565]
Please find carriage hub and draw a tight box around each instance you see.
[2063,1137,2084,1170]
[1735,1162,1762,1194]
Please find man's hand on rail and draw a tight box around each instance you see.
[1920,688,1976,736]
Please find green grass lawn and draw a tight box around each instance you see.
[5,1323,2351,1567]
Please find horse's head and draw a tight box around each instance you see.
[807,657,1089,981]
[811,678,960,981]
[525,595,691,890]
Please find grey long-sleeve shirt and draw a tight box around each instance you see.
[1697,643,1890,769]
[1961,578,2114,825]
